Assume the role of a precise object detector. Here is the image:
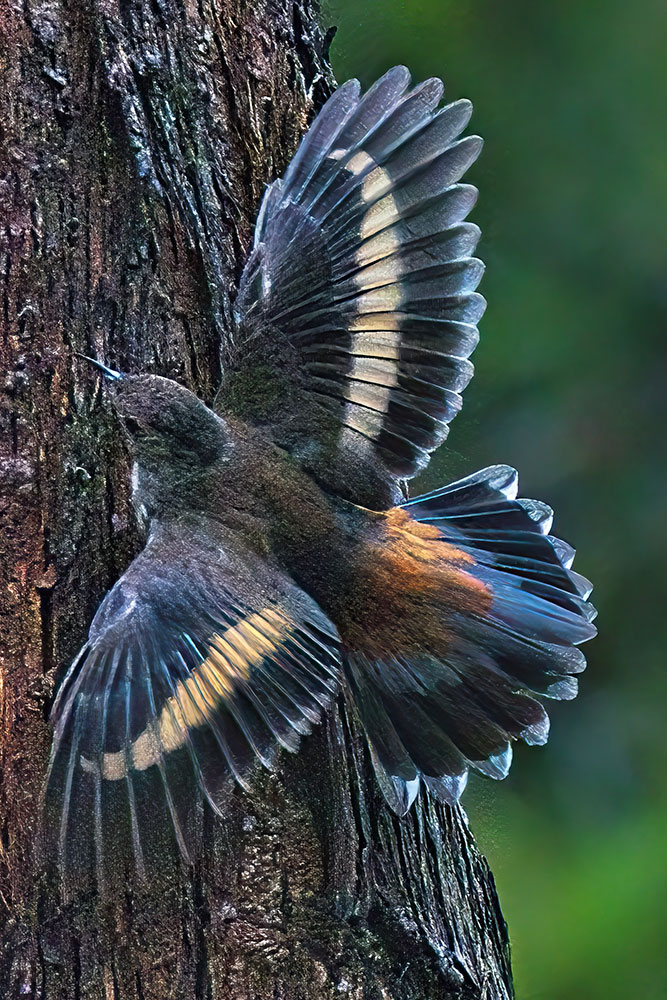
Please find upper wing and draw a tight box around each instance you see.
[43,518,341,892]
[230,67,485,504]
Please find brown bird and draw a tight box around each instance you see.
[44,67,596,888]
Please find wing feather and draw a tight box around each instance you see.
[44,519,341,894]
[231,69,485,504]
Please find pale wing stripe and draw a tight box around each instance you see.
[81,609,290,781]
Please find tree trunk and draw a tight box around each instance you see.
[0,1,514,997]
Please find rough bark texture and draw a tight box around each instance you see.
[0,1,514,997]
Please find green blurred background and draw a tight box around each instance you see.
[326,2,667,997]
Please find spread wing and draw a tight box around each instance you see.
[230,67,485,506]
[43,518,341,892]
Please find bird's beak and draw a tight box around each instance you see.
[75,353,124,381]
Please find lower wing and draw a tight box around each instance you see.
[43,517,341,894]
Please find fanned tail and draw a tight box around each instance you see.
[348,465,596,814]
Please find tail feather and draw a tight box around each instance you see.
[349,465,596,813]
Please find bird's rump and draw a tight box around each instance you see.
[329,506,492,655]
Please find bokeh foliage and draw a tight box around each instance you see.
[327,2,667,997]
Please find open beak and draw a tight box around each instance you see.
[75,353,124,380]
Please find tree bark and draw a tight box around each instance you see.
[0,1,514,997]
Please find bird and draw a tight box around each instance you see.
[43,66,596,890]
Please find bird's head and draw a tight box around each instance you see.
[80,356,231,519]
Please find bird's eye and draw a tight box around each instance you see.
[123,417,142,435]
